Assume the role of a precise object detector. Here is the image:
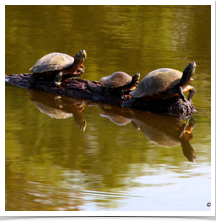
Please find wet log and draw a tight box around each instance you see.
[5,74,196,120]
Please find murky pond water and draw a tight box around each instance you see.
[5,5,211,211]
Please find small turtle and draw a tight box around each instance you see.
[130,61,196,103]
[28,49,87,86]
[100,72,140,99]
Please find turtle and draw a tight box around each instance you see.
[28,49,87,86]
[100,72,140,99]
[129,61,196,103]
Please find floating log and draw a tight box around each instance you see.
[5,73,196,120]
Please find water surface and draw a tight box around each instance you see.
[5,5,211,211]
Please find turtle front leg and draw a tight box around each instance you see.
[77,67,85,75]
[187,87,196,103]
[54,71,63,86]
[80,64,85,70]
[120,89,128,100]
[178,86,187,102]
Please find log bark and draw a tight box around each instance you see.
[5,74,196,120]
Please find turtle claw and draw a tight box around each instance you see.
[121,95,128,100]
[188,99,193,105]
[54,81,61,87]
[52,81,65,91]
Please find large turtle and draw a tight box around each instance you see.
[130,61,196,103]
[28,49,87,86]
[100,72,140,99]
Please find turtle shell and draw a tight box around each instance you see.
[29,53,74,73]
[100,71,132,88]
[130,68,184,98]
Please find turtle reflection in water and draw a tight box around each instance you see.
[130,111,196,162]
[28,90,87,132]
[98,103,137,126]
[98,104,196,162]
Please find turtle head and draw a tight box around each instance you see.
[74,49,87,63]
[130,73,140,88]
[181,61,196,87]
[132,72,140,83]
[133,73,140,80]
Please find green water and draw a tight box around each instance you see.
[5,5,211,211]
